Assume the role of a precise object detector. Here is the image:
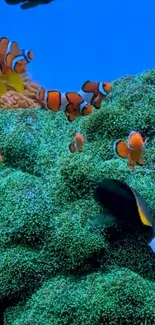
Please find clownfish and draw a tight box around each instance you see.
[78,80,112,109]
[37,87,92,122]
[114,131,147,171]
[0,37,33,95]
[69,133,86,153]
[94,178,155,243]
[0,36,33,75]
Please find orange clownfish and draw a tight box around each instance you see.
[114,131,147,171]
[37,87,92,122]
[0,36,33,75]
[69,133,86,153]
[79,80,112,109]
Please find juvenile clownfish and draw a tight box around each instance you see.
[94,178,155,243]
[114,131,147,171]
[69,133,86,153]
[78,80,112,109]
[0,37,33,75]
[37,87,92,122]
[0,37,32,96]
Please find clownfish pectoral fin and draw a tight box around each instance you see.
[93,94,104,109]
[6,73,24,93]
[137,158,143,166]
[0,81,7,96]
[114,140,129,158]
[69,142,76,153]
[79,101,92,116]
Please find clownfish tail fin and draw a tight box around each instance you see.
[114,140,129,158]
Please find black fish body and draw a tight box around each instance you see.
[94,178,154,233]
[5,0,55,9]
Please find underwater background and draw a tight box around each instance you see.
[0,0,155,324]
[1,0,155,91]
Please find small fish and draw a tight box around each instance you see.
[0,37,33,75]
[5,0,55,9]
[79,81,112,109]
[0,155,3,163]
[114,131,147,171]
[69,133,86,153]
[37,87,92,121]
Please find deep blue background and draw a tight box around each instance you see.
[1,0,155,91]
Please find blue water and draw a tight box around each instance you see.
[1,0,155,92]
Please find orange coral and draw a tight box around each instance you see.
[0,74,43,109]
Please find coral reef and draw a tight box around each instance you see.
[0,69,155,325]
[0,76,41,109]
